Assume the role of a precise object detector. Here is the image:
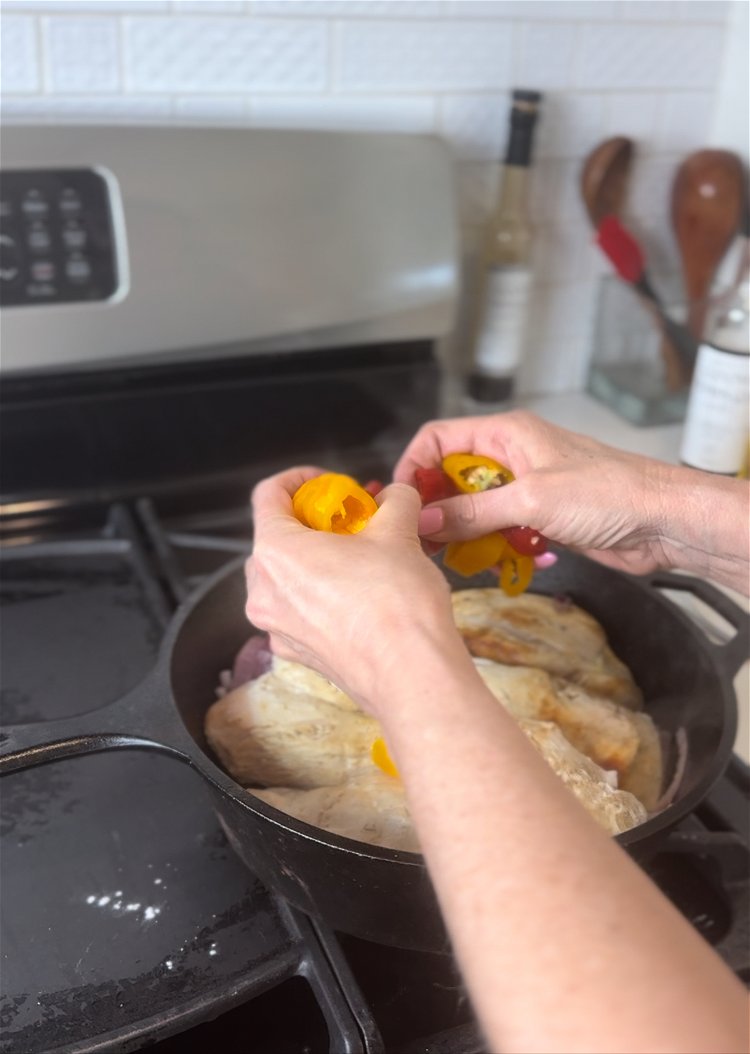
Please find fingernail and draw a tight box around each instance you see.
[418,507,444,536]
[534,551,558,569]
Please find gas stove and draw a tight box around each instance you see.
[1,492,748,1054]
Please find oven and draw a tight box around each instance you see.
[0,125,747,1054]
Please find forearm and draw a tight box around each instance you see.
[655,466,749,594]
[377,634,748,1054]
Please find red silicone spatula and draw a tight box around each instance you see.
[596,215,698,384]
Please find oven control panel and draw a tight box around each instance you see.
[0,168,119,307]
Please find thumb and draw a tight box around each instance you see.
[367,482,422,538]
[421,486,522,543]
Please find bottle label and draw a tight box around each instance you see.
[680,341,750,474]
[474,268,533,376]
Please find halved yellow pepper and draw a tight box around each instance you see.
[371,736,399,778]
[292,473,378,534]
[442,453,515,493]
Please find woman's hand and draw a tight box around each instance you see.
[245,466,461,715]
[394,410,673,576]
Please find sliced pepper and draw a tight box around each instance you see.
[500,552,535,596]
[292,473,378,535]
[371,736,399,778]
[442,453,515,493]
[443,532,508,577]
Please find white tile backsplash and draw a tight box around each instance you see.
[604,92,661,150]
[336,20,514,91]
[657,91,715,152]
[517,22,578,89]
[535,92,605,159]
[1,0,743,396]
[44,16,120,93]
[440,93,508,160]
[577,23,724,89]
[124,17,328,92]
[1,16,40,93]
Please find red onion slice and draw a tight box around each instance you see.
[231,633,273,689]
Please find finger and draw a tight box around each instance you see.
[251,465,327,538]
[366,482,423,538]
[392,418,489,484]
[419,486,528,543]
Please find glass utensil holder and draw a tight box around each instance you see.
[587,276,689,427]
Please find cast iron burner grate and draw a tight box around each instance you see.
[1,499,748,1054]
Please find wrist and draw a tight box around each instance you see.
[654,464,749,592]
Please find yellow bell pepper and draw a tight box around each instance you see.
[292,473,378,534]
[371,736,399,778]
[440,452,534,597]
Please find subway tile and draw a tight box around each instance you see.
[43,16,120,93]
[252,1,445,15]
[603,92,660,150]
[530,157,587,227]
[124,16,327,91]
[530,221,591,284]
[440,94,508,161]
[1,15,40,93]
[517,22,577,90]
[337,20,513,90]
[656,91,714,151]
[446,1,618,18]
[577,23,724,89]
[535,92,605,160]
[250,94,436,132]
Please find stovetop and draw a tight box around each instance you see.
[1,494,748,1054]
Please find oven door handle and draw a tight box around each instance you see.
[0,672,197,776]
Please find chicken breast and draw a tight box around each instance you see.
[205,661,379,788]
[618,711,664,812]
[452,589,642,710]
[473,658,641,775]
[519,720,648,835]
[252,772,419,853]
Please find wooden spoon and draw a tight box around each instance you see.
[671,149,745,340]
[580,136,634,227]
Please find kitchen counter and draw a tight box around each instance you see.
[519,391,749,765]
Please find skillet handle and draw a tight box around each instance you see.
[0,673,195,776]
[648,572,750,677]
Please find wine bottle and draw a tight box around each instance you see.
[680,203,750,476]
[466,89,542,406]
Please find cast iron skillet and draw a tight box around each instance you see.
[1,551,747,952]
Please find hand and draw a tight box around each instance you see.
[394,410,671,576]
[245,466,460,714]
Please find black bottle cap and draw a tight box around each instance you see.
[467,372,515,404]
[505,89,543,167]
